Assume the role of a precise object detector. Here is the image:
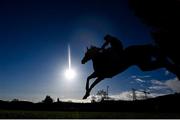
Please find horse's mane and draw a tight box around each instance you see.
[90,45,100,50]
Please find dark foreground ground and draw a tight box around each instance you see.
[0,93,180,118]
[0,110,180,119]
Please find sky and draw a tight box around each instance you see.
[0,0,179,102]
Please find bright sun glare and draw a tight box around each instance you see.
[65,68,76,80]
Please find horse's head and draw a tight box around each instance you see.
[81,46,100,64]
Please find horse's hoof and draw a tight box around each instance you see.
[82,96,87,99]
[82,93,90,99]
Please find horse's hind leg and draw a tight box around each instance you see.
[138,58,180,80]
[137,56,164,71]
[83,77,103,99]
[138,62,162,71]
[86,72,96,90]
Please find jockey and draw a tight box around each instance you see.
[101,34,123,56]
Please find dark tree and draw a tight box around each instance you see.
[97,89,108,101]
[11,99,19,102]
[42,95,53,104]
[57,98,60,103]
[91,96,96,103]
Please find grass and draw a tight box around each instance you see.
[0,110,180,119]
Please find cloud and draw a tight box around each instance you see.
[90,89,170,102]
[149,86,168,91]
[148,93,167,98]
[140,75,151,78]
[135,78,145,82]
[61,98,91,103]
[110,91,132,101]
[109,90,164,101]
[151,80,165,86]
[131,75,151,79]
[131,75,152,84]
[150,77,180,93]
[131,75,137,79]
[130,75,148,85]
[165,78,180,92]
[165,70,170,76]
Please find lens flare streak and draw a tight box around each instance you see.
[65,44,76,80]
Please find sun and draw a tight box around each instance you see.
[65,68,76,80]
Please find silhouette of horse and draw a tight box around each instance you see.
[81,45,180,99]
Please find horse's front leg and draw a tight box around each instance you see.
[83,77,103,99]
[86,72,96,91]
